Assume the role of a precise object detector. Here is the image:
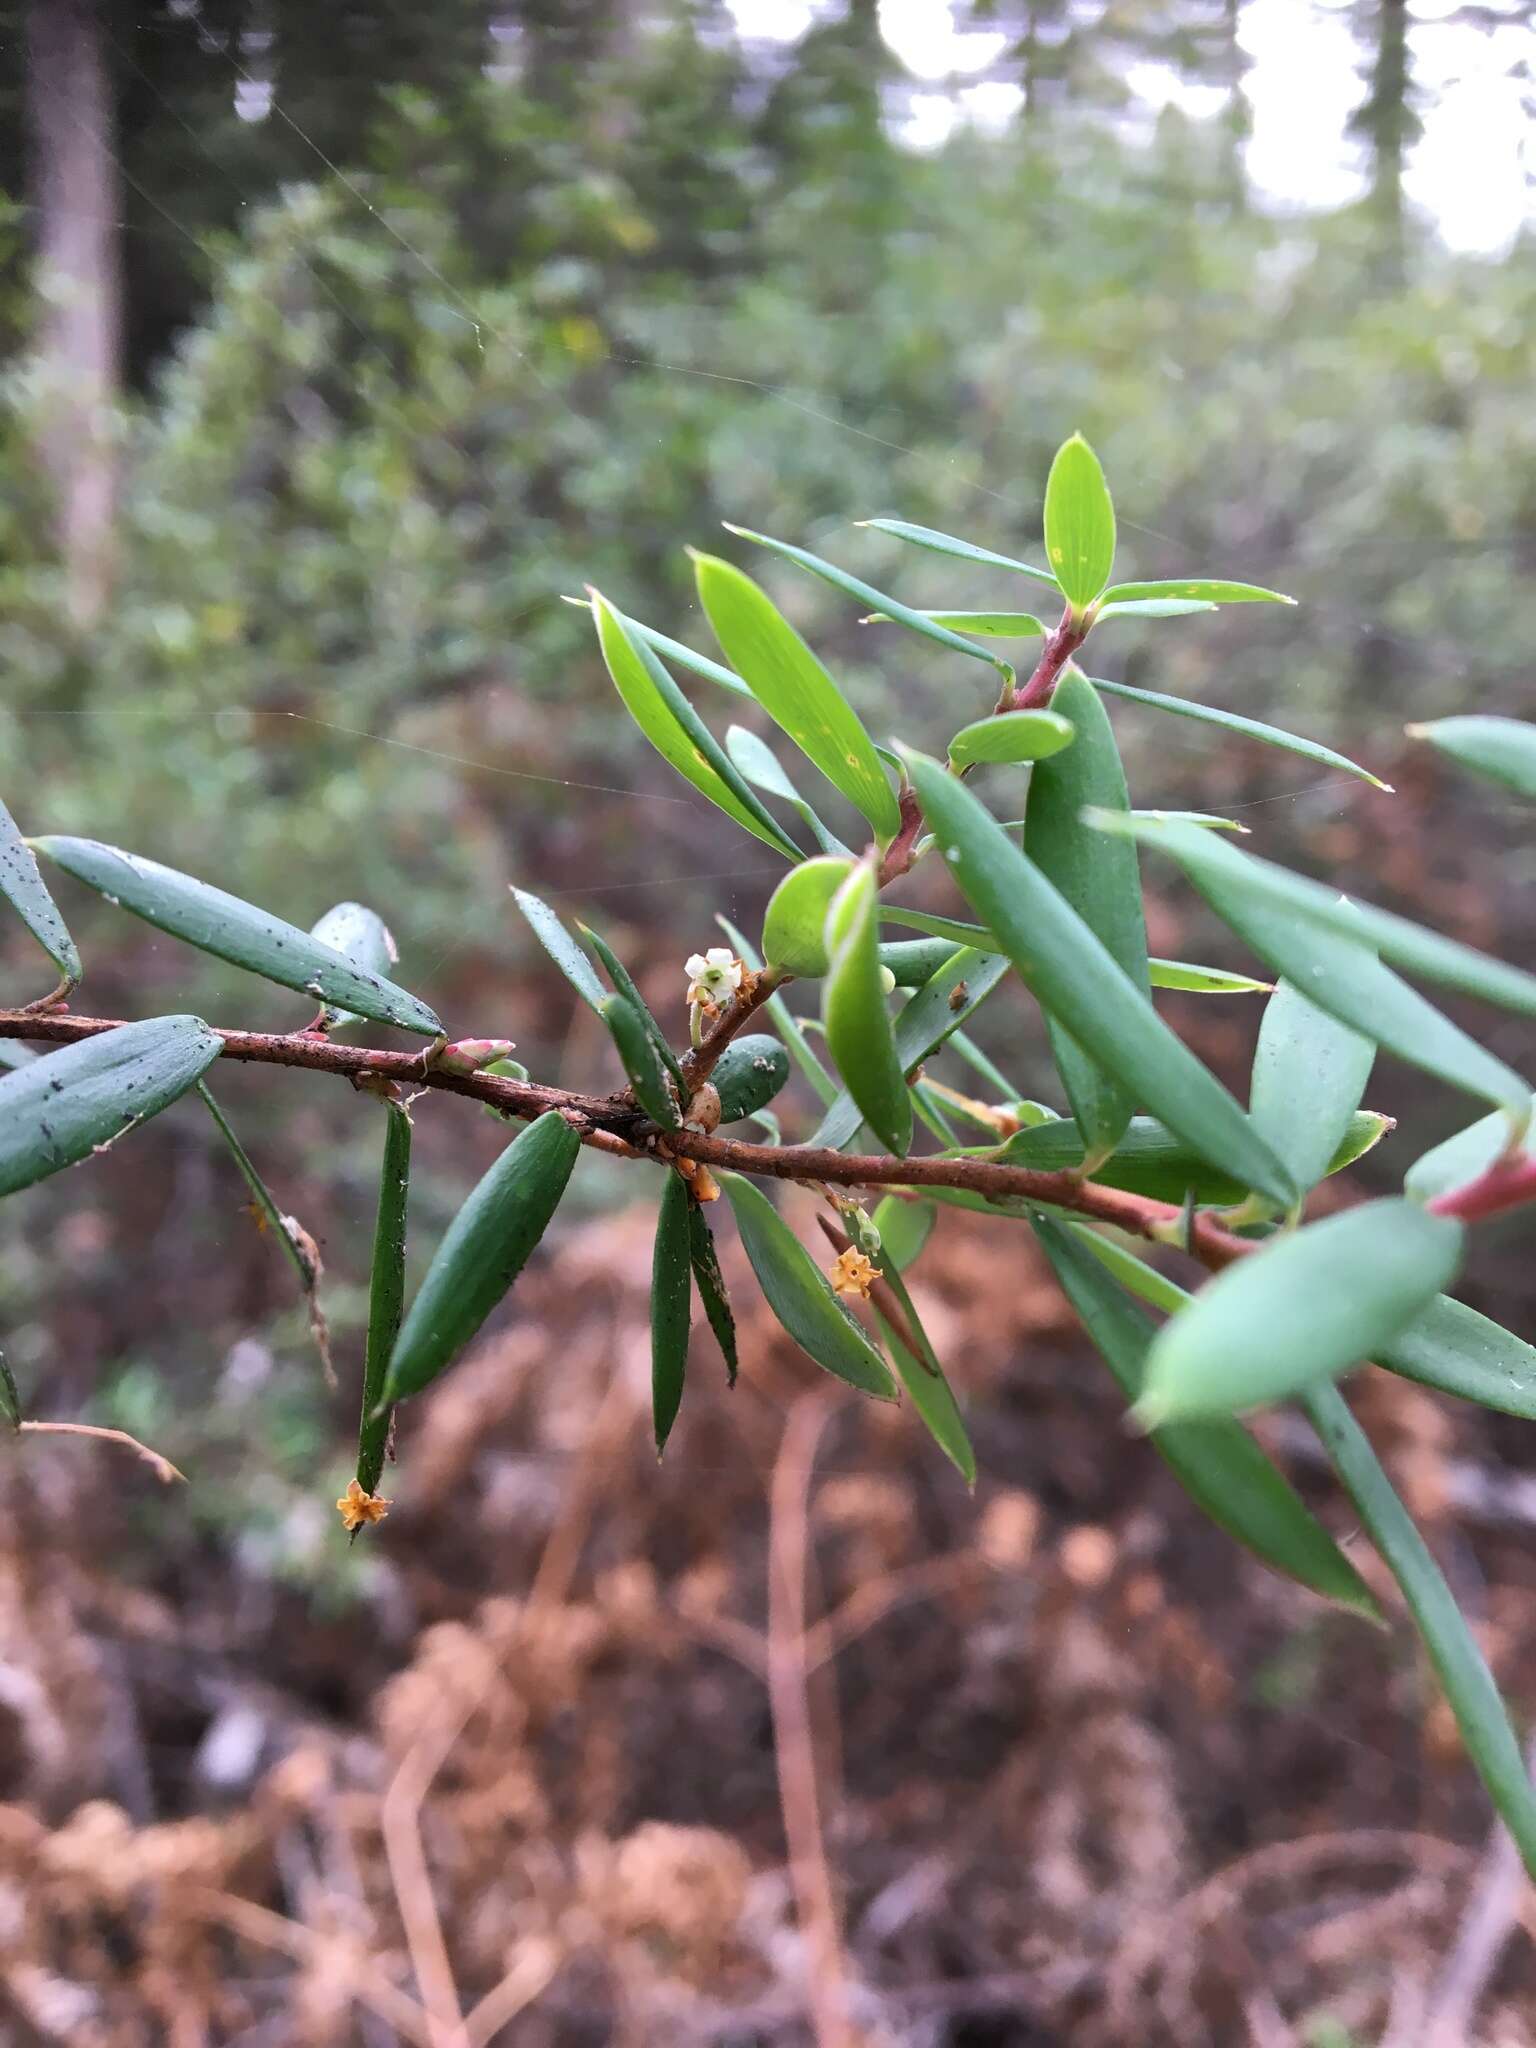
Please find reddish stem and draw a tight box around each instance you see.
[1012,605,1088,711]
[1427,1152,1536,1225]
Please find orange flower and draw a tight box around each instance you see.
[336,1478,390,1533]
[828,1247,877,1300]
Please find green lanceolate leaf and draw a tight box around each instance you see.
[1408,715,1536,800]
[580,923,686,1087]
[1378,1294,1536,1420]
[651,1173,693,1453]
[1043,433,1115,611]
[878,938,962,987]
[1149,959,1272,994]
[879,905,997,949]
[1133,810,1249,834]
[602,996,680,1130]
[1093,598,1217,620]
[857,517,1060,590]
[1137,1200,1464,1428]
[871,1250,975,1485]
[947,710,1075,771]
[902,752,1295,1207]
[601,610,753,699]
[724,523,1013,687]
[1024,668,1148,1167]
[510,887,610,1014]
[35,839,441,1036]
[357,1100,411,1498]
[811,944,1011,1152]
[711,1034,792,1124]
[384,1110,580,1404]
[1304,1378,1536,1875]
[308,902,400,1032]
[693,552,901,841]
[687,1204,738,1384]
[1093,810,1536,1020]
[1090,677,1390,790]
[1250,980,1376,1198]
[0,1016,221,1197]
[1034,1217,1378,1618]
[716,915,838,1106]
[823,862,912,1157]
[721,1173,896,1398]
[591,594,802,859]
[871,1194,936,1271]
[995,1109,1387,1207]
[1099,578,1295,607]
[865,609,1046,639]
[762,856,854,977]
[1,800,80,1004]
[725,726,851,856]
[1405,1097,1535,1202]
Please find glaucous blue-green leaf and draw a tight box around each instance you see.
[580,922,686,1086]
[651,1172,693,1454]
[871,1249,975,1485]
[1092,810,1536,1020]
[1024,668,1148,1167]
[0,1041,35,1070]
[899,752,1294,1205]
[591,593,802,859]
[947,709,1075,770]
[1,799,79,1003]
[710,1034,792,1124]
[724,523,1013,686]
[1305,1378,1536,1876]
[717,915,837,1106]
[1043,433,1116,611]
[1034,1217,1379,1619]
[871,1193,936,1271]
[602,995,680,1130]
[762,856,854,977]
[721,1173,896,1398]
[309,901,399,1032]
[1378,1293,1536,1420]
[994,1109,1387,1206]
[864,609,1046,639]
[1405,1097,1535,1202]
[1090,676,1390,790]
[693,552,901,841]
[1149,959,1272,994]
[1136,1200,1464,1427]
[856,517,1060,589]
[811,945,1010,1152]
[511,887,610,1014]
[1099,578,1295,607]
[687,1204,737,1385]
[1092,598,1217,620]
[1407,715,1536,800]
[726,726,851,855]
[823,863,911,1158]
[357,1100,411,1497]
[0,1016,222,1197]
[1250,979,1376,1197]
[35,838,441,1036]
[383,1110,580,1403]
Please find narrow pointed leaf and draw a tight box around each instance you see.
[511,887,610,1014]
[1379,1294,1536,1420]
[762,855,854,977]
[1408,716,1536,799]
[726,726,851,855]
[309,901,399,1032]
[721,1173,896,1398]
[1090,676,1390,789]
[580,923,686,1087]
[948,1031,1019,1098]
[996,1109,1387,1206]
[1093,598,1217,619]
[603,611,753,699]
[1094,810,1536,1020]
[872,1253,975,1484]
[880,905,997,949]
[1149,958,1272,994]
[694,552,901,840]
[724,523,1013,684]
[948,710,1075,770]
[871,1194,936,1271]
[707,1034,791,1125]
[651,1173,692,1453]
[858,516,1060,589]
[1405,1097,1535,1202]
[1043,434,1115,609]
[1034,1217,1379,1618]
[0,1016,221,1197]
[865,609,1046,639]
[357,1100,411,1496]
[878,937,963,987]
[1138,1200,1464,1428]
[384,1110,580,1403]
[35,839,441,1035]
[602,995,680,1130]
[687,1204,738,1384]
[592,593,802,858]
[1134,810,1248,834]
[717,915,837,1106]
[1,800,79,1002]
[1305,1378,1536,1874]
[1251,980,1376,1197]
[823,863,911,1157]
[1025,669,1148,1165]
[903,750,1295,1207]
[1100,578,1295,606]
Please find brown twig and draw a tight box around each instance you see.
[16,1419,185,1483]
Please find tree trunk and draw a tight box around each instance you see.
[25,0,123,628]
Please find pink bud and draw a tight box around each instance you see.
[433,1037,516,1076]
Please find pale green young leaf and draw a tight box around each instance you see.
[1090,676,1390,789]
[1149,959,1272,994]
[1094,598,1218,619]
[863,608,1046,638]
[1250,979,1376,1196]
[1043,434,1116,610]
[947,710,1075,770]
[762,856,854,977]
[871,1194,936,1271]
[725,726,851,855]
[1099,578,1295,606]
[857,517,1060,590]
[0,799,80,1002]
[1408,715,1536,800]
[823,863,912,1157]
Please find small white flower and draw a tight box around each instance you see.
[684,946,743,1009]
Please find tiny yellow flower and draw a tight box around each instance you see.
[336,1478,390,1533]
[828,1248,877,1300]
